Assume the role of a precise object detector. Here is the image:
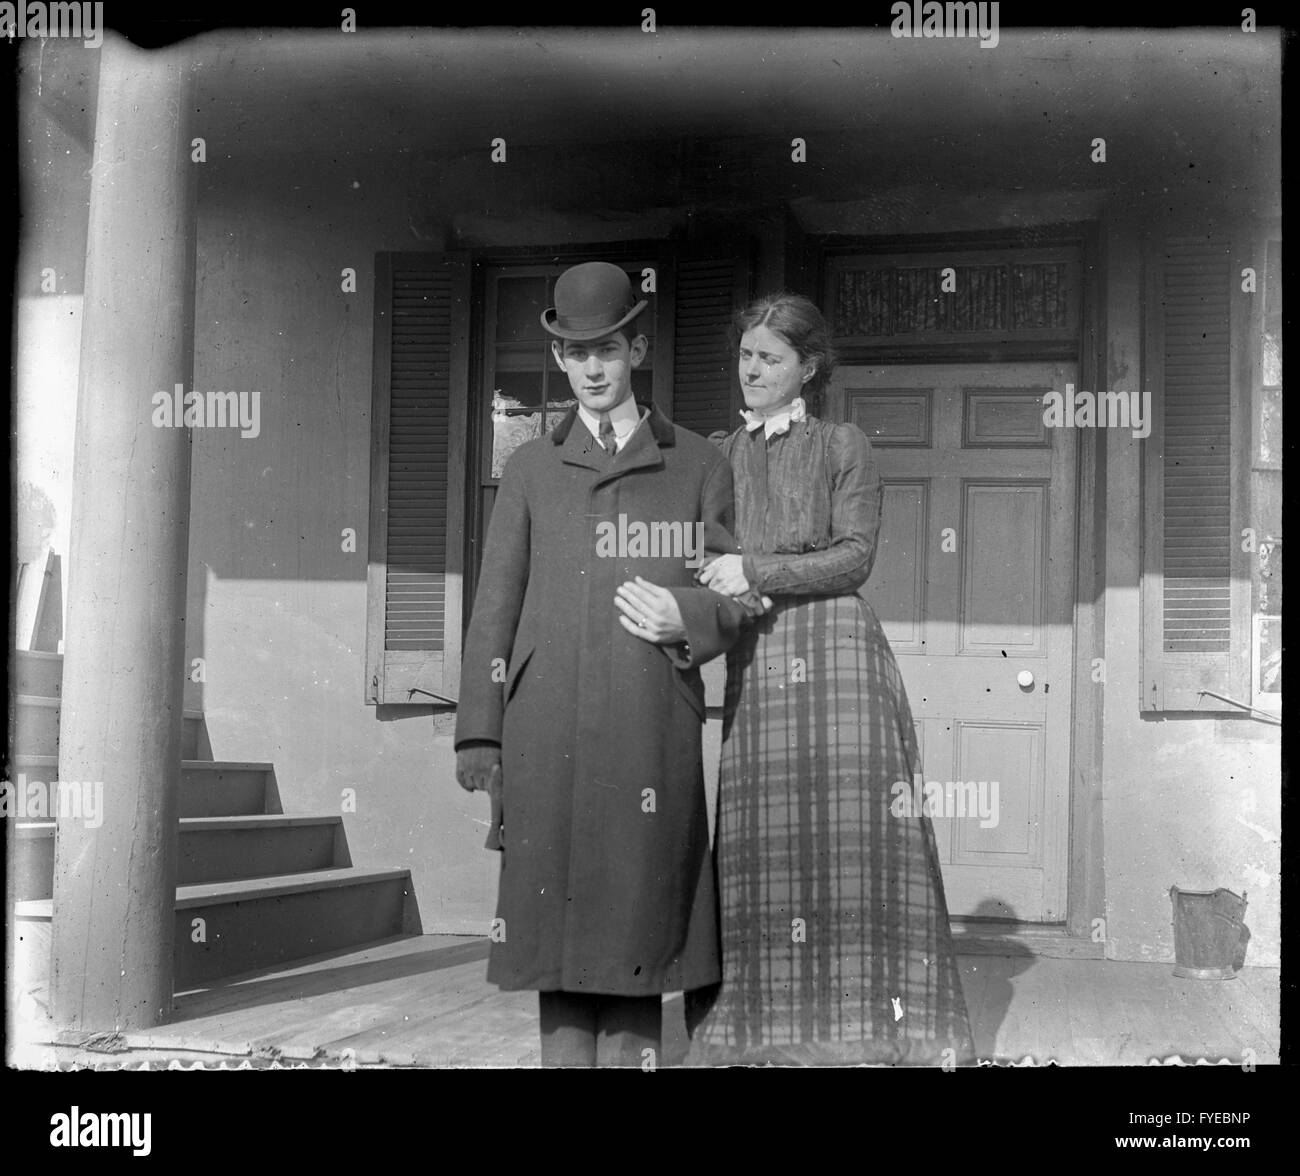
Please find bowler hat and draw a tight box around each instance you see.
[541,262,648,341]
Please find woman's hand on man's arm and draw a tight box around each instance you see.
[697,555,773,613]
[697,552,750,596]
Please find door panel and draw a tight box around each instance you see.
[962,482,1046,652]
[873,482,928,652]
[828,363,1076,921]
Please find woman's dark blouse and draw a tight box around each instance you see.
[720,416,883,597]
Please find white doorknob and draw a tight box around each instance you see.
[1017,669,1034,688]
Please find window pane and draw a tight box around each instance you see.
[491,406,543,478]
[491,396,576,477]
[495,276,548,343]
[492,369,543,409]
[833,268,892,336]
[1263,240,1282,386]
[1011,263,1069,329]
[1257,242,1281,468]
[494,343,548,374]
[1258,615,1281,694]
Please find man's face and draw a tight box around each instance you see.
[552,330,646,414]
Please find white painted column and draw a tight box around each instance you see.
[52,36,196,1030]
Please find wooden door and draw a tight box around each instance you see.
[827,363,1076,922]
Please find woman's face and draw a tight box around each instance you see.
[738,324,812,415]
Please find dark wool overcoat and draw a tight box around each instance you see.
[454,402,754,997]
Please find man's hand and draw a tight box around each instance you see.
[456,744,502,794]
[615,576,687,643]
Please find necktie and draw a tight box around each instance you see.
[598,414,618,457]
[740,396,807,439]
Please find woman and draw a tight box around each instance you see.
[682,293,974,1065]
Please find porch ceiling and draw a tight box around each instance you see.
[185,27,1275,198]
[20,27,1279,206]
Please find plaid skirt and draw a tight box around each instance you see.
[687,593,975,1065]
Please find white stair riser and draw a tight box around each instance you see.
[13,651,62,697]
[13,877,413,990]
[10,819,344,899]
[176,877,411,986]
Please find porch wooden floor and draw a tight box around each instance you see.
[11,934,1279,1068]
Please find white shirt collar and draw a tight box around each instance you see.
[740,396,807,439]
[577,396,644,450]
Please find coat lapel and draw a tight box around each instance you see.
[553,401,676,486]
[554,405,607,473]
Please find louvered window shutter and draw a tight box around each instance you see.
[670,245,753,437]
[366,252,470,705]
[1141,230,1251,711]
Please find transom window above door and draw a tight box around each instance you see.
[483,263,658,478]
[822,245,1082,361]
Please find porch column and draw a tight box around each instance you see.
[52,36,196,1030]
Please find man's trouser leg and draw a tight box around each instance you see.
[538,991,598,1067]
[538,992,662,1067]
[596,995,662,1068]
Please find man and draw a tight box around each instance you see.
[454,261,763,1067]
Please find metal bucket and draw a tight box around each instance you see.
[1170,886,1248,979]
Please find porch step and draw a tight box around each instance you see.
[179,815,345,884]
[177,760,278,816]
[11,756,279,817]
[181,711,209,761]
[12,649,62,697]
[9,822,56,904]
[13,696,60,757]
[10,814,346,901]
[8,649,410,991]
[9,699,208,761]
[15,866,414,987]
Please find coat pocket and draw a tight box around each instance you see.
[505,643,536,704]
[483,784,504,852]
